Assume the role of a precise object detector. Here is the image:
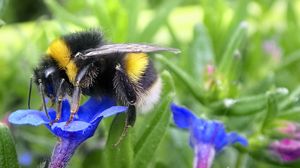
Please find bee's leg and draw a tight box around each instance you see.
[50,79,65,125]
[114,105,136,147]
[67,84,81,125]
[114,64,138,146]
[27,76,33,109]
[38,79,50,120]
[66,66,89,125]
[126,105,136,127]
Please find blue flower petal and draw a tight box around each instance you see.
[170,103,197,129]
[60,100,71,122]
[213,124,227,151]
[227,132,248,147]
[18,151,33,166]
[202,121,217,143]
[171,104,248,153]
[50,120,101,140]
[190,119,205,144]
[78,97,115,122]
[8,110,50,126]
[90,106,128,123]
[48,109,58,121]
[51,121,91,132]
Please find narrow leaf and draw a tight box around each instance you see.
[156,55,205,104]
[105,113,133,168]
[210,94,267,116]
[277,107,300,121]
[133,71,175,168]
[0,19,5,27]
[44,0,87,28]
[125,0,140,41]
[261,94,278,132]
[219,21,248,77]
[139,0,181,41]
[0,123,19,168]
[185,23,214,80]
[88,0,114,31]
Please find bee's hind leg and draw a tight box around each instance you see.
[113,64,139,146]
[114,105,136,147]
[126,105,136,127]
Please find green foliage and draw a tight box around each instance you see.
[133,71,174,168]
[2,0,300,167]
[0,123,18,168]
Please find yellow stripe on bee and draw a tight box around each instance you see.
[66,61,78,83]
[47,39,71,68]
[124,53,149,83]
[47,39,78,83]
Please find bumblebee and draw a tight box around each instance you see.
[29,30,179,130]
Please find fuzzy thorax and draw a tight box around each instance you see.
[47,39,78,83]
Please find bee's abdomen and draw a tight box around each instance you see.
[135,60,161,113]
[139,60,157,90]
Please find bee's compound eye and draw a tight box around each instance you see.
[45,67,56,78]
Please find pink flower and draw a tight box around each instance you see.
[278,122,300,140]
[271,139,300,162]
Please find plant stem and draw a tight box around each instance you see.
[49,138,81,168]
[235,153,246,168]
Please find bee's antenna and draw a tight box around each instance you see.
[27,76,33,109]
[38,79,50,119]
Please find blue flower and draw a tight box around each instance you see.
[9,97,127,168]
[170,103,248,168]
[18,151,32,166]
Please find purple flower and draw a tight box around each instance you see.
[271,139,300,162]
[270,121,300,162]
[262,40,282,63]
[9,97,127,168]
[170,103,248,168]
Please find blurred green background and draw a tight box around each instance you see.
[1,0,300,167]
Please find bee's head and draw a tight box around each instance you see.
[33,59,58,99]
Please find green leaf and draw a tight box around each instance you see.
[124,0,140,41]
[279,85,300,110]
[105,113,133,168]
[88,0,114,31]
[0,123,19,168]
[156,55,205,104]
[139,0,181,42]
[184,23,214,80]
[277,107,300,121]
[260,94,278,132]
[210,88,287,116]
[133,71,175,168]
[210,94,267,116]
[44,0,87,28]
[277,50,300,71]
[0,19,5,27]
[219,21,248,78]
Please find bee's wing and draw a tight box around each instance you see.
[79,43,180,58]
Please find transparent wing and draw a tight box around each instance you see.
[78,43,180,58]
